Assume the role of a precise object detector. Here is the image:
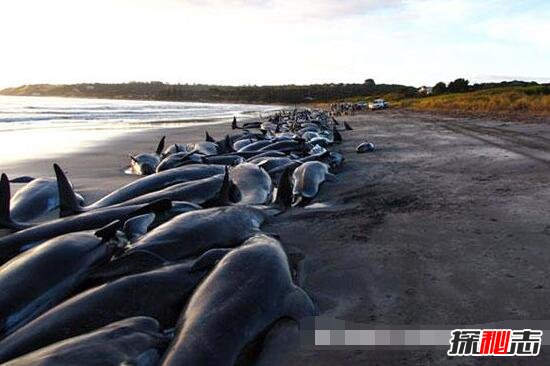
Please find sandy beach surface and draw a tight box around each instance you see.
[2,110,550,365]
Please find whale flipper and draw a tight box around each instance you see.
[94,220,123,241]
[325,172,338,182]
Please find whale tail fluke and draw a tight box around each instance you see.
[54,163,85,217]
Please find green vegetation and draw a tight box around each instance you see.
[3,79,548,116]
[0,81,416,105]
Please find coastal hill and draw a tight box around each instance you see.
[0,81,416,105]
[2,80,548,117]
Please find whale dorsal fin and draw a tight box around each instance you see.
[123,213,155,243]
[0,174,12,229]
[332,126,343,144]
[205,131,215,143]
[155,136,166,155]
[273,166,293,211]
[53,163,84,217]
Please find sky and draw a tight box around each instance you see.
[0,0,548,88]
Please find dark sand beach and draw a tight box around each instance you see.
[2,110,550,364]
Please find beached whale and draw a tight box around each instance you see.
[0,252,224,363]
[232,138,257,151]
[0,221,129,337]
[156,151,204,172]
[0,174,85,230]
[89,205,274,281]
[231,117,262,130]
[0,200,171,264]
[2,317,169,366]
[129,136,165,175]
[159,234,316,366]
[110,171,230,208]
[292,161,336,206]
[201,155,244,166]
[258,139,306,154]
[185,141,219,155]
[244,150,287,161]
[162,143,188,157]
[229,163,273,205]
[237,139,273,152]
[248,156,294,171]
[326,151,345,171]
[56,164,225,216]
[356,142,375,153]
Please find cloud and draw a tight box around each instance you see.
[180,0,404,19]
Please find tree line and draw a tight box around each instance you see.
[431,79,543,95]
[0,81,417,104]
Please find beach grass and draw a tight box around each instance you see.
[393,86,550,116]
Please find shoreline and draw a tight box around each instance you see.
[0,118,245,204]
[0,114,266,170]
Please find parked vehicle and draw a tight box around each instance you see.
[368,99,388,110]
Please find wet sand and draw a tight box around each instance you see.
[3,110,550,365]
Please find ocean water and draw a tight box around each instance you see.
[0,96,278,165]
[0,96,277,130]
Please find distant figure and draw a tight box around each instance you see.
[232,116,238,130]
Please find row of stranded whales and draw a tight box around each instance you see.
[0,174,84,230]
[0,108,371,365]
[3,317,169,366]
[0,199,171,265]
[0,221,129,337]
[88,205,278,282]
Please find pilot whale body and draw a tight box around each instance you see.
[160,234,316,366]
[2,317,168,366]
